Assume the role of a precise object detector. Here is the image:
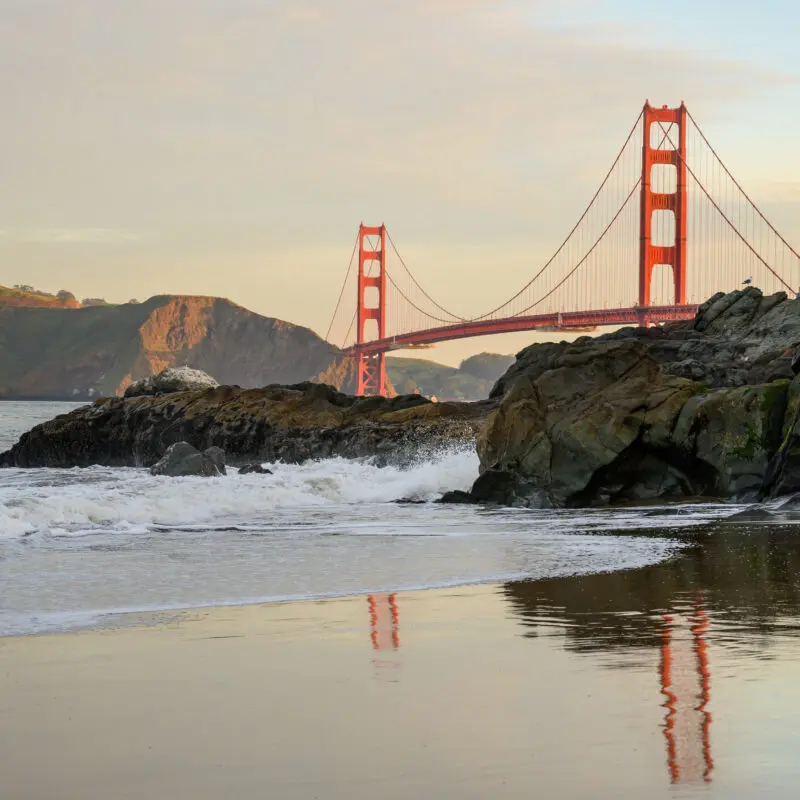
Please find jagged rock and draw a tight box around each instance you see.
[672,381,788,502]
[469,288,800,507]
[150,442,224,477]
[479,339,699,507]
[238,463,273,475]
[664,358,707,381]
[0,383,492,468]
[490,287,800,394]
[125,366,219,398]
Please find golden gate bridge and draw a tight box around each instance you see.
[327,102,800,396]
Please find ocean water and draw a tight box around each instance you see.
[0,400,738,637]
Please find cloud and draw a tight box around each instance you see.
[0,0,797,345]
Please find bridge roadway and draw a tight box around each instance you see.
[344,304,700,357]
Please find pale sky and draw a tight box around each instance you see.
[1,0,798,365]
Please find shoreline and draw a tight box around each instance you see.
[1,527,699,640]
[0,577,522,640]
[5,549,800,799]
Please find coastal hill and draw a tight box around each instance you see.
[387,353,514,400]
[10,287,800,509]
[0,288,511,400]
[0,284,81,309]
[0,293,351,399]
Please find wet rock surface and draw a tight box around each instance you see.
[150,442,227,477]
[1,381,491,469]
[461,288,800,507]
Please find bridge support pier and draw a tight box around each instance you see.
[356,352,387,397]
[356,224,389,396]
[639,102,688,322]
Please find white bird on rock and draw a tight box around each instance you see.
[743,277,753,286]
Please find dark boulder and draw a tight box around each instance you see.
[238,463,273,475]
[437,490,475,505]
[150,442,225,477]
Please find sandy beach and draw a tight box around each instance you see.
[4,538,800,800]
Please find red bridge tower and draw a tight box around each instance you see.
[356,224,388,395]
[639,102,688,318]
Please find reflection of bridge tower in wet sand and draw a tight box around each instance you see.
[661,602,713,785]
[368,593,400,651]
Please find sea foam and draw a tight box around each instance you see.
[0,446,480,539]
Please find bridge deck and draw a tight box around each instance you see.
[344,304,699,356]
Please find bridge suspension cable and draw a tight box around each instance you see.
[686,110,800,263]
[325,231,359,345]
[469,107,646,322]
[512,178,642,317]
[385,229,466,322]
[655,119,795,295]
[327,101,800,360]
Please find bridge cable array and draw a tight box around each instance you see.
[327,106,800,350]
[655,119,794,295]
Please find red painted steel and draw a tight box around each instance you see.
[344,304,698,358]
[348,102,707,396]
[640,102,688,309]
[356,224,388,395]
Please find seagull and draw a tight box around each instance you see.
[742,277,753,286]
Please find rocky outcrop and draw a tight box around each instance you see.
[0,382,492,468]
[9,285,800,510]
[463,288,800,507]
[125,366,219,397]
[150,442,227,477]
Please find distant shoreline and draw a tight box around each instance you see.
[0,397,96,402]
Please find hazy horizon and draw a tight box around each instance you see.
[2,0,798,366]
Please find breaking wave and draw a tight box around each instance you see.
[0,446,479,539]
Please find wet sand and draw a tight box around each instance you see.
[3,527,800,799]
